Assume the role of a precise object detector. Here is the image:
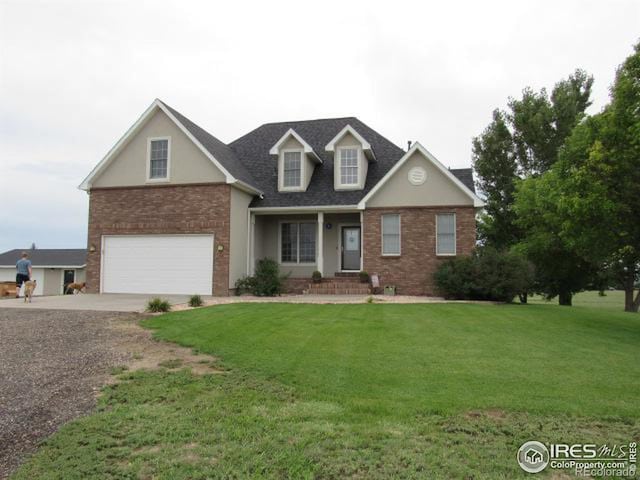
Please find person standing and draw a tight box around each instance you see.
[15,252,32,298]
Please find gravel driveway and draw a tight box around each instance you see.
[0,309,133,479]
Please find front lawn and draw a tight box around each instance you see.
[529,289,634,311]
[13,303,640,479]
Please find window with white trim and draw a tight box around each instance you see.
[381,214,400,255]
[281,222,316,263]
[339,148,359,185]
[149,139,169,179]
[283,151,302,188]
[436,213,456,255]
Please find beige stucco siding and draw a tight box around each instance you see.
[75,268,86,284]
[0,268,44,295]
[92,109,226,188]
[229,187,253,288]
[254,214,318,277]
[252,213,360,278]
[366,151,474,207]
[43,268,62,295]
[41,268,85,295]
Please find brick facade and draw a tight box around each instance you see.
[86,183,231,296]
[363,206,476,296]
[283,277,311,294]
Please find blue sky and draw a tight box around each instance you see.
[1,0,638,252]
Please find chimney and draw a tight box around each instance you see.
[407,140,412,150]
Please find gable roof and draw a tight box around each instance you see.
[325,124,376,161]
[161,102,261,190]
[80,100,477,208]
[358,142,484,208]
[450,168,476,194]
[0,249,87,267]
[230,118,476,208]
[79,99,262,195]
[268,128,321,162]
[231,117,403,208]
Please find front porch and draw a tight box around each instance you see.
[247,210,369,294]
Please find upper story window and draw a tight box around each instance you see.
[283,151,302,188]
[436,213,456,255]
[270,129,321,192]
[147,137,170,181]
[326,125,375,191]
[339,148,359,185]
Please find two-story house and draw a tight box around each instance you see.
[80,99,483,296]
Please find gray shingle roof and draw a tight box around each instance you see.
[0,249,87,267]
[230,117,408,207]
[450,168,476,194]
[161,101,259,189]
[230,118,476,207]
[158,102,476,207]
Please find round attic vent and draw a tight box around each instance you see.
[408,166,427,185]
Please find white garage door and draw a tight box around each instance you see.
[102,235,214,295]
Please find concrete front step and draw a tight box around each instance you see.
[305,281,371,295]
[334,272,359,278]
[312,282,366,289]
[305,288,371,295]
[320,277,364,284]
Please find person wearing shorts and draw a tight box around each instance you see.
[15,252,32,298]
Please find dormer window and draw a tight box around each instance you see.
[283,150,302,188]
[339,148,359,185]
[147,137,171,182]
[326,125,374,191]
[270,128,322,192]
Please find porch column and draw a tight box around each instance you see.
[359,210,364,271]
[248,212,256,275]
[317,212,324,276]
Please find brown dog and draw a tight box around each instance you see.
[65,282,86,294]
[23,280,37,303]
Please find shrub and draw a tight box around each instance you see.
[312,271,322,283]
[234,258,289,296]
[234,275,256,295]
[146,297,171,312]
[254,258,289,296]
[189,294,204,307]
[434,248,534,302]
[359,271,370,283]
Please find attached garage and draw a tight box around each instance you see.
[101,235,214,295]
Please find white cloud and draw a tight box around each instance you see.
[1,0,638,251]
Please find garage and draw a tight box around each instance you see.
[101,235,214,295]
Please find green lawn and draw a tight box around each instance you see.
[529,289,633,311]
[13,302,640,479]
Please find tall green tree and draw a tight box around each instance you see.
[472,70,593,249]
[472,110,519,249]
[513,170,597,306]
[553,43,640,312]
[510,69,593,175]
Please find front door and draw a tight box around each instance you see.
[63,269,75,294]
[341,226,361,271]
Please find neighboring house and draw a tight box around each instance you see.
[0,249,87,296]
[80,99,483,296]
